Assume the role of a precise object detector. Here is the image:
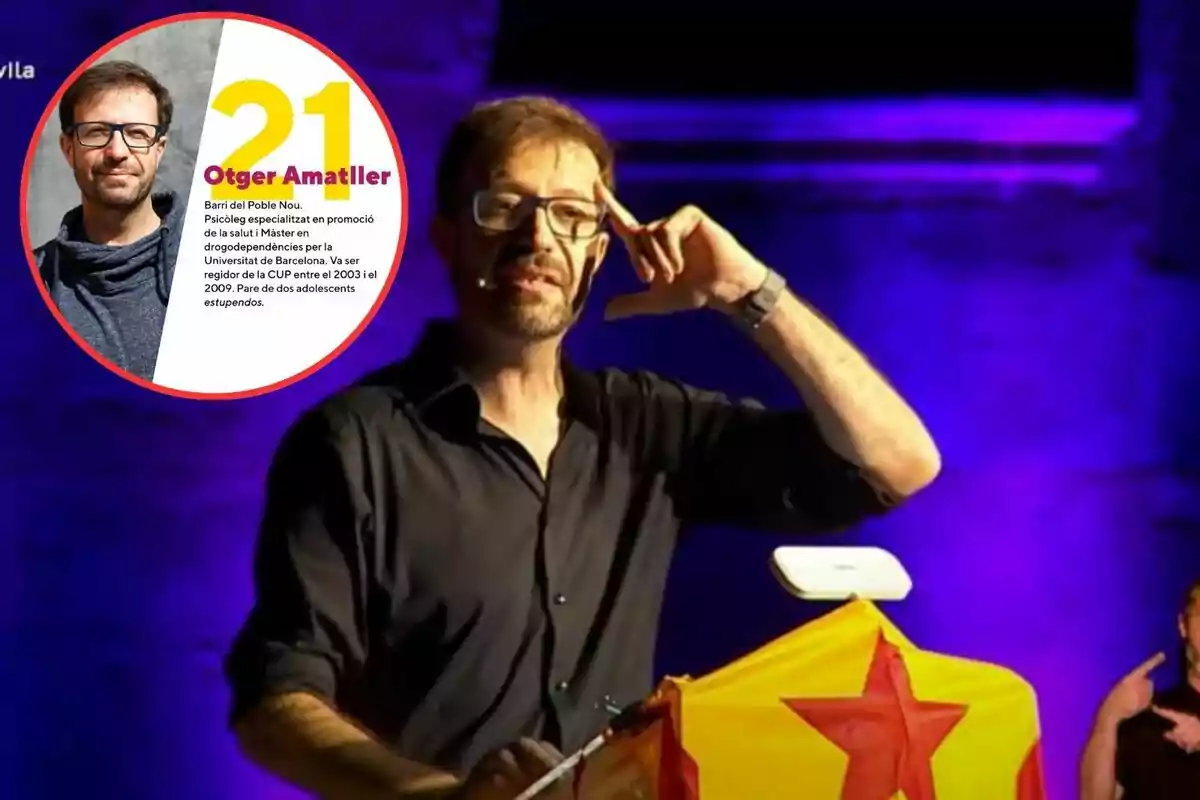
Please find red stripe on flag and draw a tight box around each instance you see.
[657,700,700,800]
[1017,738,1047,800]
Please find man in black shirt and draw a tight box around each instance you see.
[224,96,942,800]
[1080,578,1200,799]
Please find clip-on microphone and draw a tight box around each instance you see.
[476,262,496,290]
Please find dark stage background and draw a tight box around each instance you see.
[3,1,1199,799]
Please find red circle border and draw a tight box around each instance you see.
[19,10,410,401]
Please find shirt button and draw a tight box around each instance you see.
[553,593,567,605]
[555,680,570,692]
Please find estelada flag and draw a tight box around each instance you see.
[571,600,1046,800]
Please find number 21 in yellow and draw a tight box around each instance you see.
[209,79,351,202]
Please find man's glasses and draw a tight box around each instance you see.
[472,190,606,241]
[67,122,163,151]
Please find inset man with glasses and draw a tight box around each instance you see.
[34,60,182,381]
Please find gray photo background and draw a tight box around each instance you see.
[25,19,224,247]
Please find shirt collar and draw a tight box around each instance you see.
[396,319,602,430]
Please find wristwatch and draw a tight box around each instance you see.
[731,267,787,332]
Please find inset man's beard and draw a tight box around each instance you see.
[81,169,154,211]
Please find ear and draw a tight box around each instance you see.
[152,135,169,168]
[1181,614,1188,639]
[589,231,610,270]
[58,132,72,164]
[429,214,455,267]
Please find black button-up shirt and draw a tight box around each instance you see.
[1116,682,1200,798]
[224,320,891,775]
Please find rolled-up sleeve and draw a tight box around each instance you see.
[636,372,893,532]
[224,407,376,724]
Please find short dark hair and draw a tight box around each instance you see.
[1184,578,1200,615]
[434,95,615,217]
[59,60,174,133]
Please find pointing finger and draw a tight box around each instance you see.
[595,180,639,233]
[1163,727,1199,752]
[1130,652,1166,678]
[593,181,653,281]
[1151,706,1187,725]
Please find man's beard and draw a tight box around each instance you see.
[478,254,577,339]
[80,165,153,210]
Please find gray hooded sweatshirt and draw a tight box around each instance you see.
[34,191,184,381]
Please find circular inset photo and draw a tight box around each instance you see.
[21,12,407,398]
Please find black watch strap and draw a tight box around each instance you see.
[732,268,787,331]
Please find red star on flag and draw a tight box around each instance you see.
[782,632,968,800]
